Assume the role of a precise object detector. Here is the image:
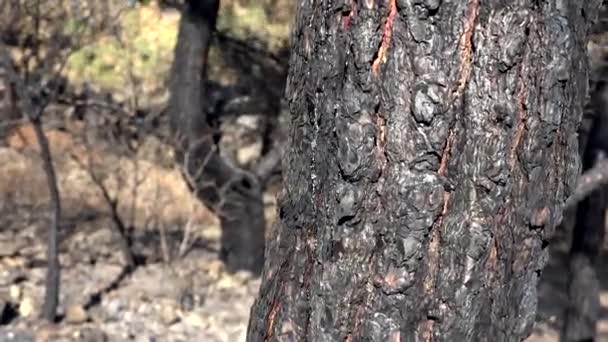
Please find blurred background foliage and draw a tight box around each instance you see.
[1,0,294,107]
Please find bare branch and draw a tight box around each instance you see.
[70,149,136,270]
[178,201,198,258]
[564,153,608,210]
[152,183,171,264]
[254,144,283,185]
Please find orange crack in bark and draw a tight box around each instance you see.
[510,62,528,171]
[420,130,455,341]
[266,299,281,339]
[265,282,287,340]
[345,304,365,342]
[373,267,400,290]
[420,2,477,338]
[487,52,530,296]
[341,0,358,31]
[438,130,454,177]
[485,237,499,287]
[376,114,388,173]
[371,0,397,76]
[531,206,551,227]
[390,330,401,342]
[452,0,480,101]
[420,242,440,342]
[421,319,435,342]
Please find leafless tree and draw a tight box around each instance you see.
[0,0,130,321]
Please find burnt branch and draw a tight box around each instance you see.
[563,154,608,210]
[254,144,283,185]
[69,151,136,270]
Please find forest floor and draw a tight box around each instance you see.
[0,124,277,341]
[0,125,605,342]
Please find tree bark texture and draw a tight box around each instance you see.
[248,1,597,341]
[168,0,265,273]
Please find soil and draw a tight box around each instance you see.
[0,124,273,341]
[0,126,605,342]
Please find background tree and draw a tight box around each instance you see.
[248,0,598,340]
[167,0,284,273]
[561,8,608,339]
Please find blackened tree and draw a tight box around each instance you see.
[248,0,598,340]
[168,0,266,273]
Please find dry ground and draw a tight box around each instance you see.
[0,125,606,341]
[0,124,276,341]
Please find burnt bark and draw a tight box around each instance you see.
[168,0,265,273]
[248,1,597,341]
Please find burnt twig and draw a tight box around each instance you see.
[70,151,136,270]
[564,154,608,210]
[254,144,283,186]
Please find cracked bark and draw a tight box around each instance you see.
[248,0,596,341]
[168,0,265,273]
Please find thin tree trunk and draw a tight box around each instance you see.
[0,49,62,323]
[33,114,61,322]
[168,0,265,273]
[248,1,597,340]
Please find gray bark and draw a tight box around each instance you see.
[248,0,597,340]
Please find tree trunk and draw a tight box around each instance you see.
[248,0,598,340]
[168,0,265,273]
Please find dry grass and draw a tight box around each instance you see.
[0,123,220,245]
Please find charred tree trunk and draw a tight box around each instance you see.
[248,1,597,340]
[168,0,265,273]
